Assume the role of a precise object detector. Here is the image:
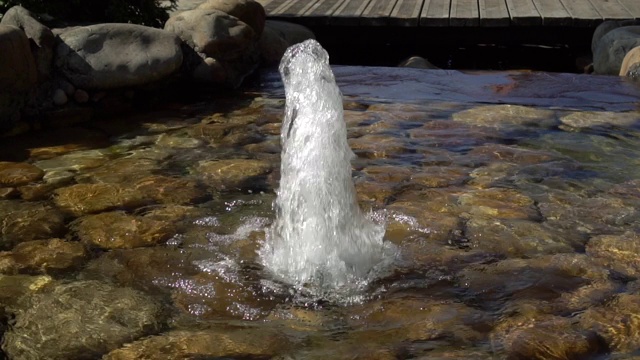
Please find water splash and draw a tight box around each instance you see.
[259,40,393,298]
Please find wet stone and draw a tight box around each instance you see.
[347,297,490,345]
[2,280,165,360]
[408,120,501,150]
[8,239,87,275]
[361,165,412,184]
[0,201,66,249]
[355,181,396,206]
[33,150,108,173]
[74,211,176,250]
[349,134,408,159]
[458,187,538,220]
[452,104,558,129]
[103,327,291,360]
[459,258,589,311]
[586,232,640,277]
[578,294,640,352]
[75,157,159,184]
[560,111,640,130]
[196,159,272,191]
[464,217,574,257]
[0,187,17,199]
[170,270,275,320]
[80,246,213,294]
[467,143,561,166]
[155,133,202,148]
[497,316,605,360]
[409,166,470,188]
[0,162,44,187]
[134,175,206,205]
[385,201,461,244]
[53,183,147,216]
[0,274,54,311]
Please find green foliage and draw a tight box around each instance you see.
[0,0,178,27]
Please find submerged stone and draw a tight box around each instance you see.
[2,280,165,359]
[578,294,640,352]
[0,201,66,249]
[586,232,640,277]
[134,175,206,205]
[458,187,538,220]
[53,183,147,216]
[196,158,272,190]
[8,238,87,275]
[74,211,176,250]
[452,104,557,128]
[0,162,44,187]
[104,327,291,359]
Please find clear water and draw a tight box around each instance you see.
[1,65,640,359]
[259,40,394,299]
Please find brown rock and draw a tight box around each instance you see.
[74,211,175,250]
[579,294,640,352]
[10,238,87,274]
[458,187,538,220]
[104,327,291,359]
[196,158,272,190]
[134,175,206,205]
[0,201,66,249]
[586,231,640,277]
[0,162,44,186]
[53,183,147,216]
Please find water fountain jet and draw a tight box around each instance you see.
[259,40,393,298]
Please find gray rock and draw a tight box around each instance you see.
[0,25,37,126]
[165,8,256,60]
[196,0,266,35]
[55,23,183,90]
[165,8,260,87]
[258,20,315,66]
[0,6,55,80]
[592,20,640,54]
[1,280,165,359]
[593,26,640,75]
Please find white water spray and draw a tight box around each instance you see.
[259,40,392,296]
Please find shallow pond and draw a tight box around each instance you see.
[1,67,640,359]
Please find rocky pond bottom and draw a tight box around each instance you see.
[1,66,640,359]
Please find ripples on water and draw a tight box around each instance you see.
[0,68,639,359]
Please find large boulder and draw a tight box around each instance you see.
[258,20,315,66]
[593,26,640,75]
[196,0,266,35]
[165,9,255,60]
[0,6,55,80]
[0,25,37,126]
[620,45,640,78]
[592,20,640,54]
[55,23,183,90]
[164,8,259,87]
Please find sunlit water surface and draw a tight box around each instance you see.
[1,67,640,359]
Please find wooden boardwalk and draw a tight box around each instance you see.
[256,0,640,27]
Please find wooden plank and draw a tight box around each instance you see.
[479,0,510,26]
[390,0,424,26]
[505,0,542,25]
[618,0,640,18]
[330,0,373,25]
[361,0,399,25]
[303,0,347,25]
[272,0,320,16]
[559,0,601,26]
[588,0,632,20]
[257,0,288,13]
[532,0,572,25]
[420,0,451,26]
[450,0,480,26]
